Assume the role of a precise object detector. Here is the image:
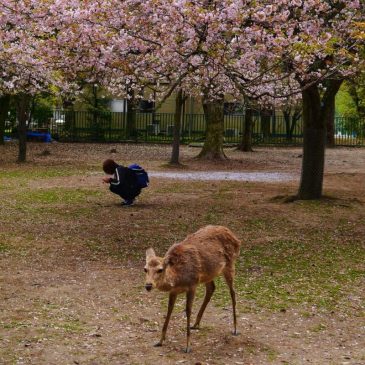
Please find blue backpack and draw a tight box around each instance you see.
[128,163,149,189]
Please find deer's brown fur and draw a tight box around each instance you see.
[144,225,241,352]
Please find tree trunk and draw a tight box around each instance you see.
[261,109,271,141]
[323,79,343,147]
[170,90,184,165]
[92,84,99,131]
[62,98,75,140]
[348,81,365,117]
[284,107,301,142]
[126,90,137,139]
[283,109,292,141]
[15,94,31,163]
[290,110,301,139]
[0,94,11,145]
[237,108,253,152]
[197,96,226,160]
[297,85,326,200]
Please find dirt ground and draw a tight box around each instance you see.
[0,142,364,365]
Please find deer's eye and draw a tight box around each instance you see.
[157,268,163,273]
[144,268,148,273]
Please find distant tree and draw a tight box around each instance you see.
[0,95,11,145]
[323,79,344,147]
[347,80,365,118]
[0,1,61,161]
[345,44,365,119]
[75,0,267,160]
[237,106,254,152]
[198,94,227,160]
[283,104,302,143]
[255,1,364,199]
[170,90,186,165]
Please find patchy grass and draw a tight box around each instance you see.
[15,188,103,205]
[0,242,10,253]
[202,221,364,313]
[0,166,90,179]
[2,168,363,314]
[1,320,30,330]
[235,238,364,311]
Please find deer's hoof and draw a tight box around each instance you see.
[183,346,192,353]
[190,325,199,330]
[232,330,240,336]
[154,342,163,347]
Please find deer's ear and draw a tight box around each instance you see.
[146,248,156,261]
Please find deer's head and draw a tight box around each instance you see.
[144,248,168,291]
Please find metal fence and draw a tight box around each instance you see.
[9,110,365,146]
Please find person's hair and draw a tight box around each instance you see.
[103,159,119,174]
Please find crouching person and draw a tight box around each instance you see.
[102,158,147,206]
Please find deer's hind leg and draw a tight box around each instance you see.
[191,281,215,329]
[223,266,238,335]
[185,288,196,353]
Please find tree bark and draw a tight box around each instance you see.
[237,108,253,152]
[15,94,31,163]
[62,98,75,140]
[126,90,137,139]
[348,81,365,117]
[297,85,326,200]
[261,109,271,141]
[284,107,301,142]
[284,109,291,141]
[170,90,184,165]
[323,79,343,147]
[197,96,226,160]
[92,84,99,130]
[290,110,301,139]
[0,94,11,145]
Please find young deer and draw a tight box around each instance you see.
[144,225,241,353]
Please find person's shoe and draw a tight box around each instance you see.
[121,199,134,206]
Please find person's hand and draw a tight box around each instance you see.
[102,176,111,183]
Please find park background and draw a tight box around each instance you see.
[1,1,365,364]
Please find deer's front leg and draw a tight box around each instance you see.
[155,292,177,347]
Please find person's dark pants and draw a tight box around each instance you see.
[112,189,141,202]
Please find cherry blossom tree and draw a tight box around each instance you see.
[0,1,61,161]
[0,94,10,145]
[40,0,289,159]
[2,0,363,198]
[265,0,364,199]
[43,0,266,161]
[128,0,363,197]
[220,0,363,198]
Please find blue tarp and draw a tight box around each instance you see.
[26,131,52,142]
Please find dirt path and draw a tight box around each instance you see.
[148,171,296,182]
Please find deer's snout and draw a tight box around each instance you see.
[145,283,153,291]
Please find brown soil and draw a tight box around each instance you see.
[0,142,364,365]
